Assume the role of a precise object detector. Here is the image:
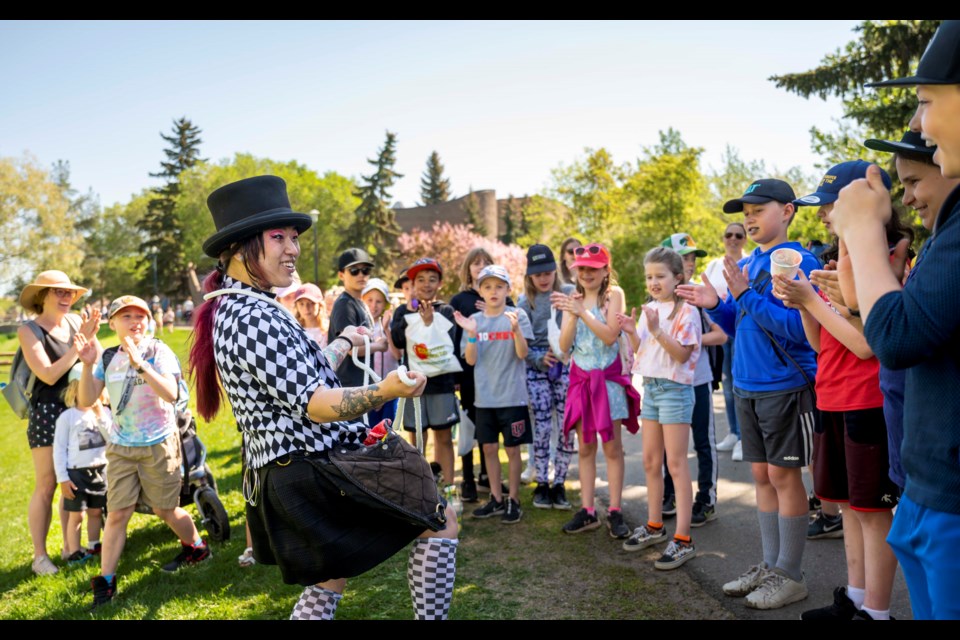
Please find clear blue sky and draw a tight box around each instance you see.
[1,20,863,208]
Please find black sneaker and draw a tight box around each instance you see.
[807,509,844,540]
[691,501,717,528]
[800,586,858,620]
[606,510,630,539]
[471,497,505,519]
[550,484,572,510]
[67,549,93,565]
[808,491,821,513]
[562,508,601,534]
[90,575,117,610]
[532,483,552,509]
[654,538,697,570]
[502,498,523,524]
[662,495,677,519]
[161,542,211,572]
[460,480,478,503]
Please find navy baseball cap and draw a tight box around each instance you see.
[864,130,936,157]
[794,161,893,207]
[868,21,960,87]
[723,179,797,213]
[525,244,557,275]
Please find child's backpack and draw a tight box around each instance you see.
[2,322,44,419]
[3,316,81,419]
[699,308,724,391]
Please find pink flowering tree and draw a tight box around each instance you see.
[396,222,527,301]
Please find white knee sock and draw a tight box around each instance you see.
[290,585,342,620]
[408,538,459,620]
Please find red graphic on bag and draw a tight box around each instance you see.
[413,343,430,360]
[363,420,391,445]
[511,420,526,438]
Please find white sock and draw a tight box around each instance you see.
[861,605,890,620]
[847,585,866,609]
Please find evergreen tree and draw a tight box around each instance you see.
[770,20,939,164]
[419,151,451,205]
[343,131,404,262]
[463,188,487,237]
[141,117,204,296]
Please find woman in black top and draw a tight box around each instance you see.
[17,271,101,576]
[189,176,458,620]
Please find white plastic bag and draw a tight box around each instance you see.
[404,312,463,377]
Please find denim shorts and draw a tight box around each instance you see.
[641,377,695,424]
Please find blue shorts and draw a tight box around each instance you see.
[641,378,694,425]
[887,494,960,619]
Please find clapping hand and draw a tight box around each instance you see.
[677,276,720,309]
[615,307,639,337]
[453,310,478,335]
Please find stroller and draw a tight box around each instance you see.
[134,410,231,542]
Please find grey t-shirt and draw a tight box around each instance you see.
[461,310,534,408]
[518,283,575,370]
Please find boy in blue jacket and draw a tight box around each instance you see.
[679,178,818,610]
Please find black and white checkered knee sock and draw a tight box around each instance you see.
[408,537,458,620]
[290,585,342,620]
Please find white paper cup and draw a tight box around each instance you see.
[771,248,802,280]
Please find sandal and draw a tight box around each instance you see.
[237,547,256,567]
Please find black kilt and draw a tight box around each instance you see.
[246,451,428,586]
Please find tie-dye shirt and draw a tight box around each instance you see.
[93,339,179,447]
[632,299,701,385]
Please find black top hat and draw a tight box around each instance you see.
[203,176,313,258]
[868,21,960,87]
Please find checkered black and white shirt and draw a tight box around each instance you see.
[213,277,366,469]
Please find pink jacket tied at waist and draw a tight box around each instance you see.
[563,357,641,444]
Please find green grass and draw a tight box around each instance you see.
[0,328,702,620]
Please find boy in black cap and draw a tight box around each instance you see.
[328,248,387,389]
[830,20,960,619]
[678,179,819,610]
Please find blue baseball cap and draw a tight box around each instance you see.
[794,160,893,207]
[476,265,511,288]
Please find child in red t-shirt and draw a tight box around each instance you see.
[775,160,905,621]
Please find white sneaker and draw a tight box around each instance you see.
[32,555,59,576]
[722,562,771,597]
[520,463,534,484]
[744,569,808,609]
[731,440,743,461]
[716,433,739,451]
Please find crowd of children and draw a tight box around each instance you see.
[16,20,960,620]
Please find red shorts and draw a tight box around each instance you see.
[813,408,899,511]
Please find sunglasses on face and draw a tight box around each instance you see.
[565,248,578,255]
[348,266,373,276]
[574,245,603,257]
[725,232,745,240]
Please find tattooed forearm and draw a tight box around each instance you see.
[332,385,385,419]
[323,337,351,370]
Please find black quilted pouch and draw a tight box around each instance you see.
[317,429,446,532]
